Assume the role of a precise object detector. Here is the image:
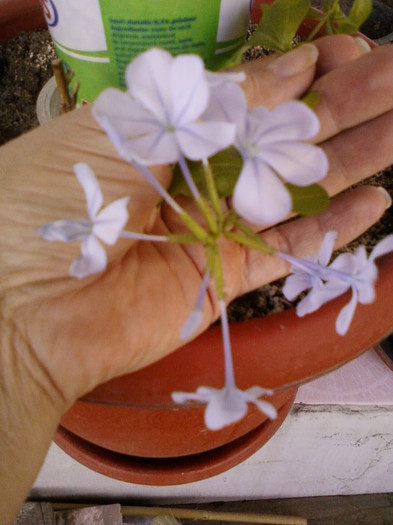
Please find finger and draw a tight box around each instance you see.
[313,34,372,76]
[313,44,393,143]
[238,35,368,109]
[239,43,319,108]
[238,185,390,295]
[322,109,393,195]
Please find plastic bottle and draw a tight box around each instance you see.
[41,0,251,104]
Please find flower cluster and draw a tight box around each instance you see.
[38,48,391,432]
[93,49,327,224]
[280,232,393,335]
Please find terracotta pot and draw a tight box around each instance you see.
[4,0,392,485]
[250,0,273,24]
[56,389,297,485]
[58,252,393,452]
[0,0,45,44]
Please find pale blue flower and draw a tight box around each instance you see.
[173,299,276,430]
[232,101,329,225]
[93,48,237,166]
[282,231,338,315]
[172,384,277,431]
[281,232,393,335]
[38,163,129,279]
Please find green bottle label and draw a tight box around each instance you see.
[42,0,250,104]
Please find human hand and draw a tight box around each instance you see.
[1,36,392,411]
[1,34,393,523]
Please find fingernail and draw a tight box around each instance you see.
[354,36,372,54]
[266,44,319,78]
[377,186,392,209]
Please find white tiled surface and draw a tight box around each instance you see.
[32,350,393,502]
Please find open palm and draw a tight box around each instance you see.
[0,36,392,409]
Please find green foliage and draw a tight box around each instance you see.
[246,0,371,54]
[348,0,373,28]
[306,0,372,39]
[287,183,330,216]
[247,0,310,52]
[301,90,321,110]
[170,148,243,199]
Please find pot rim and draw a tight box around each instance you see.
[54,388,297,485]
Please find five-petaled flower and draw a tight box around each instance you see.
[38,163,129,279]
[172,384,277,431]
[282,232,393,335]
[93,48,237,166]
[232,99,329,225]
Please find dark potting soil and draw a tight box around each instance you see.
[1,28,392,323]
[0,29,56,145]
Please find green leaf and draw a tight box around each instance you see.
[348,0,372,28]
[169,147,243,199]
[320,0,372,36]
[331,16,359,35]
[287,183,330,215]
[211,148,243,198]
[305,7,322,19]
[247,0,311,53]
[301,90,321,109]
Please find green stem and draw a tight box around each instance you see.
[203,160,224,221]
[178,155,219,234]
[195,197,220,235]
[228,217,276,254]
[225,230,275,254]
[306,0,341,41]
[178,210,210,242]
[305,14,329,41]
[167,233,201,244]
[206,242,225,301]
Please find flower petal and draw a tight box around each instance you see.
[370,235,393,261]
[94,89,161,138]
[170,53,209,124]
[283,272,314,301]
[171,387,212,404]
[296,280,348,317]
[69,235,107,279]
[329,251,360,275]
[335,288,358,336]
[203,82,247,128]
[204,386,247,431]
[74,163,103,220]
[252,398,278,420]
[253,101,320,144]
[245,385,274,397]
[116,128,181,165]
[37,219,90,242]
[94,90,171,164]
[259,142,328,185]
[318,231,337,266]
[357,279,376,304]
[176,121,236,161]
[126,48,173,122]
[233,160,292,225]
[94,197,130,245]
